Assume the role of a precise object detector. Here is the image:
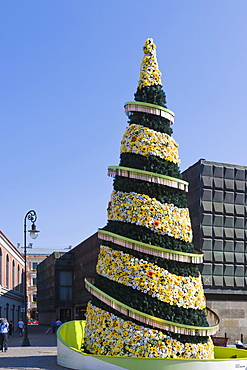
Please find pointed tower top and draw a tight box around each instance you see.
[138,38,162,89]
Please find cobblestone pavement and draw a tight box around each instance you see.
[0,325,70,370]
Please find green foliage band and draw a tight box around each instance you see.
[98,230,203,264]
[113,176,187,208]
[134,85,167,108]
[104,221,195,253]
[96,245,205,310]
[120,152,181,178]
[85,278,219,336]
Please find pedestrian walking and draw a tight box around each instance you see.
[0,318,9,352]
[8,320,13,336]
[55,318,62,331]
[17,319,24,337]
[51,320,56,334]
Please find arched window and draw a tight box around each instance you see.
[0,248,2,285]
[6,255,9,288]
[12,260,15,290]
[21,268,24,294]
[17,265,20,292]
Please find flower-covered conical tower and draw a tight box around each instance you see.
[84,38,219,359]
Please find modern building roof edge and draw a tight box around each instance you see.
[182,158,205,173]
[183,158,247,172]
[200,159,247,169]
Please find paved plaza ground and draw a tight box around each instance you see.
[0,324,239,369]
[0,324,69,370]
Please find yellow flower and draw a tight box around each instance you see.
[121,124,180,164]
[108,190,192,243]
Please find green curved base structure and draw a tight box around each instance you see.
[57,321,247,370]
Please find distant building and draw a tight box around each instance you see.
[17,244,72,320]
[37,232,100,324]
[183,159,247,341]
[0,231,24,327]
[37,251,71,323]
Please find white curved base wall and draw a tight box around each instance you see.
[57,321,247,370]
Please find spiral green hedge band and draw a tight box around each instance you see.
[98,230,203,264]
[85,278,220,336]
[108,166,188,192]
[124,101,175,125]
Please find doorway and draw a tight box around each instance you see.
[60,308,71,322]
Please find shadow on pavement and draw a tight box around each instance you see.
[9,325,57,347]
[0,354,63,370]
[0,325,70,369]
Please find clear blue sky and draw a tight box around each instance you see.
[1,1,247,248]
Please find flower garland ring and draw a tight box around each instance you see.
[108,190,192,243]
[120,124,180,164]
[84,302,214,359]
[96,245,206,310]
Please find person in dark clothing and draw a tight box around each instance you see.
[8,321,13,337]
[51,320,56,334]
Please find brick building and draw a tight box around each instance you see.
[0,230,25,327]
[17,245,70,320]
[37,232,100,324]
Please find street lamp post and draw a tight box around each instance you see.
[21,210,40,347]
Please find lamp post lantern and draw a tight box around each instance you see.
[21,210,40,347]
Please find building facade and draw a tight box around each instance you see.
[37,251,73,324]
[37,233,100,324]
[72,232,101,320]
[17,245,71,320]
[183,159,247,341]
[0,231,25,327]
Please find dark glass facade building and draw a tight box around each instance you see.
[183,159,247,341]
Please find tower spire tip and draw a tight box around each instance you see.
[138,38,162,89]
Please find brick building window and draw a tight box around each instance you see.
[6,255,9,288]
[59,271,72,301]
[17,265,20,292]
[21,268,24,293]
[12,260,15,290]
